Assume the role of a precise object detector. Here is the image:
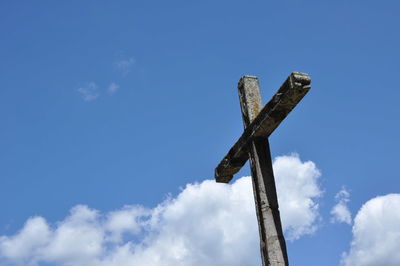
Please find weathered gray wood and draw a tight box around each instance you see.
[215,72,311,183]
[238,76,288,266]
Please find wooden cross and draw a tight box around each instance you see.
[214,72,311,266]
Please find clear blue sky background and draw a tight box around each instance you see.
[1,1,399,265]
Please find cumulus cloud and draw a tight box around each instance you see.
[115,57,135,75]
[341,194,400,266]
[0,154,322,266]
[273,154,322,240]
[77,82,99,101]
[331,187,352,225]
[107,82,120,95]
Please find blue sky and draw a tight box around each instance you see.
[1,1,400,265]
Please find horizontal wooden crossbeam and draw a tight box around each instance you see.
[215,72,311,183]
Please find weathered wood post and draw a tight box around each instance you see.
[214,72,311,266]
[238,76,288,266]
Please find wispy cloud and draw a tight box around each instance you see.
[0,154,322,266]
[76,55,134,101]
[107,82,120,95]
[77,82,99,101]
[330,187,352,225]
[115,57,135,75]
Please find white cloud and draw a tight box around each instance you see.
[331,187,352,225]
[341,194,400,266]
[115,57,135,75]
[107,82,120,94]
[0,216,50,265]
[78,82,99,101]
[0,154,322,266]
[274,154,322,240]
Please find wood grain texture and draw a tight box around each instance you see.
[215,72,311,183]
[237,76,289,266]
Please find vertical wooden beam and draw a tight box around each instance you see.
[238,76,288,266]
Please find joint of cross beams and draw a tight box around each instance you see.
[214,72,311,183]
